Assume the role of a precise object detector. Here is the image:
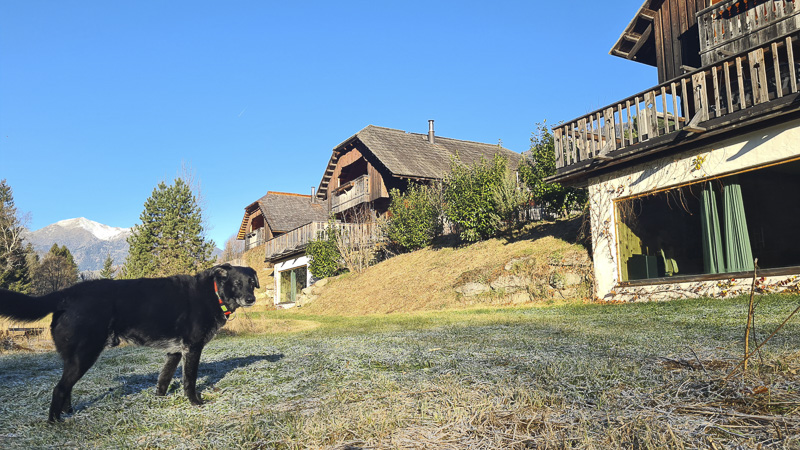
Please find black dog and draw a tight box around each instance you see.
[0,263,259,422]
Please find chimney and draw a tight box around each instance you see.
[427,119,435,144]
[311,187,316,203]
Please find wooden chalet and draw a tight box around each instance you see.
[316,121,522,218]
[551,0,800,301]
[237,191,328,255]
[237,191,329,306]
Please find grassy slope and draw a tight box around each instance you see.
[301,218,592,315]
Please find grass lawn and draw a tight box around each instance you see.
[1,295,799,448]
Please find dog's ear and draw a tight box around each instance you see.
[252,270,260,289]
[213,265,229,280]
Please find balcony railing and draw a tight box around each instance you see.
[264,220,380,261]
[265,221,328,261]
[244,228,265,251]
[698,0,800,67]
[331,175,370,214]
[554,32,799,173]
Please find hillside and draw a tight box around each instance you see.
[299,217,593,315]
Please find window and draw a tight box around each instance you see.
[279,266,308,303]
[616,159,800,281]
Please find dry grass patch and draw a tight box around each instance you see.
[304,218,590,316]
[0,316,54,353]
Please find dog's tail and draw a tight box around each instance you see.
[0,289,60,322]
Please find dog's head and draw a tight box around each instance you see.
[212,264,260,309]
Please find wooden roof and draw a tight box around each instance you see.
[317,125,521,198]
[237,191,329,239]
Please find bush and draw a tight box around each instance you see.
[518,122,587,216]
[387,184,443,252]
[443,154,524,241]
[307,223,341,279]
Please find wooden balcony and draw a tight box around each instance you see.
[698,0,800,67]
[331,174,370,214]
[553,31,800,180]
[265,221,329,261]
[264,220,380,262]
[244,228,265,251]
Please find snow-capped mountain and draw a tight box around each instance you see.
[24,217,224,273]
[24,218,132,272]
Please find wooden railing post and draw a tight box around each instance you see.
[602,107,616,155]
[692,72,709,122]
[644,91,658,139]
[554,128,564,168]
[749,48,768,105]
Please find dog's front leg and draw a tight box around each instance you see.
[181,345,204,405]
[156,352,182,396]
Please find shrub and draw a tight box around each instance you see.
[307,223,341,279]
[518,122,587,216]
[387,184,443,252]
[443,154,524,241]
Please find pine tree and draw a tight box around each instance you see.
[122,178,215,278]
[99,254,115,279]
[0,179,33,293]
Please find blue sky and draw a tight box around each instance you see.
[1,1,655,249]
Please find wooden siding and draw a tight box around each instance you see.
[368,160,388,202]
[326,146,389,213]
[653,0,709,82]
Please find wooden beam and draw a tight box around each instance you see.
[623,32,642,43]
[628,24,653,60]
[684,113,708,133]
[639,8,657,20]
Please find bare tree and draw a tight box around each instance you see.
[335,206,386,274]
[221,234,245,263]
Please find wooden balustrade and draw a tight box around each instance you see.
[244,228,265,251]
[264,220,380,261]
[265,221,328,261]
[698,0,800,66]
[331,175,370,213]
[554,32,799,172]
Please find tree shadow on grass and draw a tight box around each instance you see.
[72,353,284,414]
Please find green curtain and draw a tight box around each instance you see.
[722,177,754,272]
[700,182,725,274]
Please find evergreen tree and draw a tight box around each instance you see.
[0,179,33,293]
[122,178,215,278]
[386,183,443,252]
[518,122,588,216]
[32,244,79,295]
[443,154,511,241]
[99,253,115,279]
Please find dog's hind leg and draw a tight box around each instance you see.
[48,340,105,423]
[156,352,182,396]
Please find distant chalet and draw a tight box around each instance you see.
[316,123,522,217]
